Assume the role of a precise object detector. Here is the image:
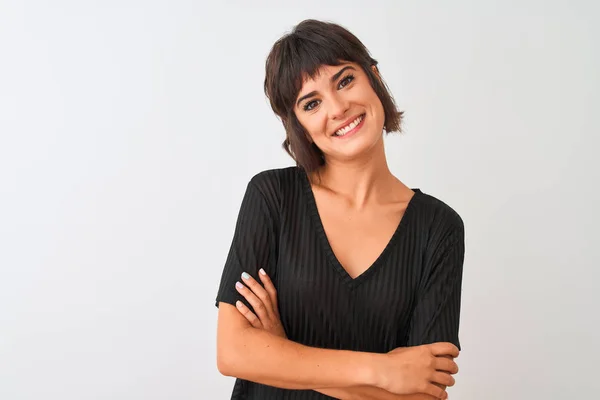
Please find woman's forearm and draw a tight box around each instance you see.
[217,325,381,391]
[316,386,442,400]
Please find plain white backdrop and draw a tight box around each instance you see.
[1,1,598,399]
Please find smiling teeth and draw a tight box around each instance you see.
[335,115,364,136]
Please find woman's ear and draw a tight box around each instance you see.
[371,64,381,81]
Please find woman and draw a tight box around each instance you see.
[215,19,465,400]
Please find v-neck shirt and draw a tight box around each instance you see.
[215,166,465,400]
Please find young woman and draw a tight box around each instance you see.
[215,19,465,400]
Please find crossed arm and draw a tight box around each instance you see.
[218,302,454,400]
[217,270,458,400]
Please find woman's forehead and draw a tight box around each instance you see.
[304,61,353,78]
[298,62,355,87]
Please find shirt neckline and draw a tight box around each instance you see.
[298,167,422,289]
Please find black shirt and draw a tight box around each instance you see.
[215,166,465,399]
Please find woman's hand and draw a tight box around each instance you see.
[373,343,459,398]
[234,269,286,339]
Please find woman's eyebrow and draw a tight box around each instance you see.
[295,66,357,107]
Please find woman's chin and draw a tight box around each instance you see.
[328,134,383,161]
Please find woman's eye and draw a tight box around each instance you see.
[338,74,355,89]
[304,100,319,111]
[302,75,354,112]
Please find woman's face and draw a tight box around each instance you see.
[293,62,385,163]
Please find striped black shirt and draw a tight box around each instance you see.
[215,166,465,399]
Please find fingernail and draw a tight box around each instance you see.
[241,272,250,280]
[236,300,242,308]
[235,281,243,289]
[259,268,266,275]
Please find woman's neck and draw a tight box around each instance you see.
[309,143,405,210]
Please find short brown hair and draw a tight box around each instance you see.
[264,19,403,173]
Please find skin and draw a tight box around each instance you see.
[295,62,386,167]
[217,61,460,399]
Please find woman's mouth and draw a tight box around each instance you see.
[333,114,365,139]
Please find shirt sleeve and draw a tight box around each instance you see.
[406,218,465,350]
[215,178,279,309]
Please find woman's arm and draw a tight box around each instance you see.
[315,362,451,399]
[217,302,379,390]
[313,359,452,399]
[406,217,465,349]
[218,303,456,397]
[230,270,457,399]
[317,386,444,400]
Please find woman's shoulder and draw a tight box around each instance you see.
[248,166,304,192]
[413,189,465,234]
[246,166,305,205]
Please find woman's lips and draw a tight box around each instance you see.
[333,113,365,139]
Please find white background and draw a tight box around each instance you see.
[1,1,598,399]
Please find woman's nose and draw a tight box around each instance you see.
[328,93,350,121]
